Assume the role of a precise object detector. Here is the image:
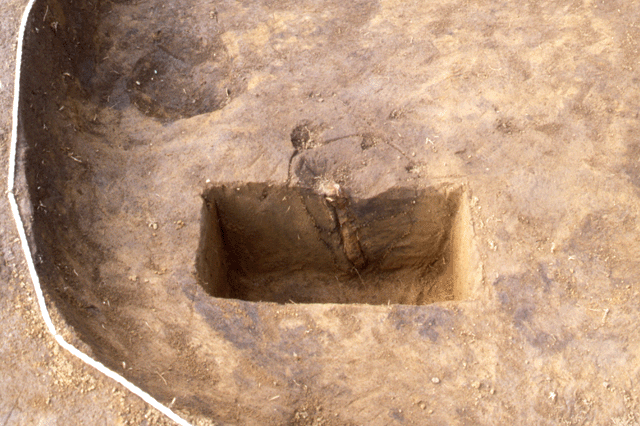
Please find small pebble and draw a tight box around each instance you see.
[431,377,440,384]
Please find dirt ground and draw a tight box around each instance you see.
[1,2,187,425]
[4,0,640,425]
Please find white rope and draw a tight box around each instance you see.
[6,1,193,425]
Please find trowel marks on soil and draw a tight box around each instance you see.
[198,183,472,305]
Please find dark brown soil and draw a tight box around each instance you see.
[201,183,468,305]
[4,0,640,425]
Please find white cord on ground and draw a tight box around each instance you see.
[6,1,193,425]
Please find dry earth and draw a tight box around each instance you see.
[0,1,185,425]
[4,0,640,425]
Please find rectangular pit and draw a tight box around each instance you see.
[197,183,473,305]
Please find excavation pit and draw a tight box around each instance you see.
[13,0,489,419]
[198,183,472,305]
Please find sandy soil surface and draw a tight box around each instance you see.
[4,0,640,425]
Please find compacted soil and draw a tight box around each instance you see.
[3,0,640,425]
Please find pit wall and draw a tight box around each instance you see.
[16,0,116,360]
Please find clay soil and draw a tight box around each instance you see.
[4,0,640,425]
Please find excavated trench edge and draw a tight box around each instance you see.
[6,0,192,425]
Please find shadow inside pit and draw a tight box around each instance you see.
[197,183,473,305]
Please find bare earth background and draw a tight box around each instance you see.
[4,0,640,425]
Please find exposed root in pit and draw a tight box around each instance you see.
[317,180,367,270]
